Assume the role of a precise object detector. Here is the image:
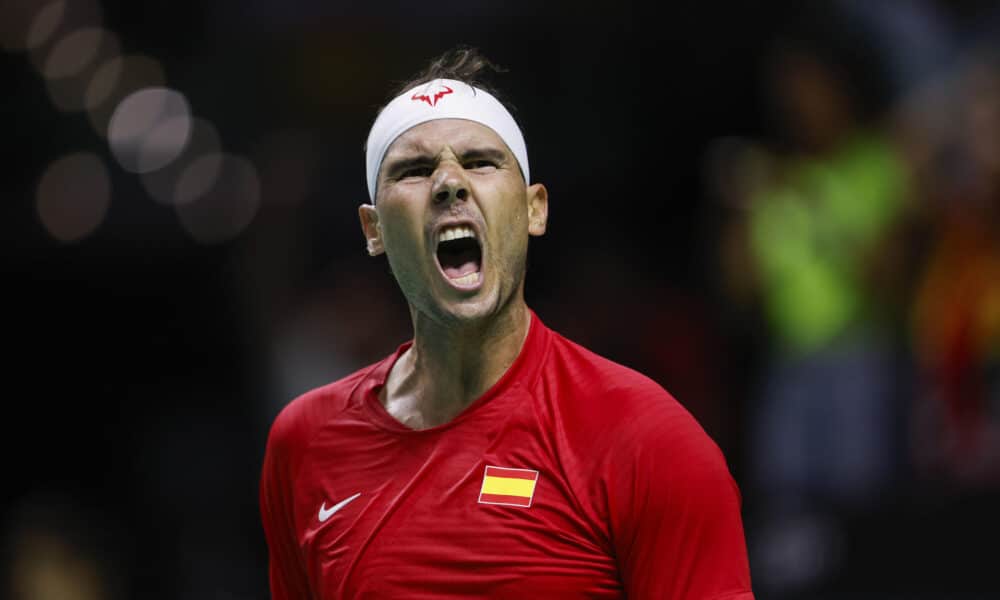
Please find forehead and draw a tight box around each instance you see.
[383,119,510,159]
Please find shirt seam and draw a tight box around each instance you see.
[296,366,375,484]
[523,335,615,558]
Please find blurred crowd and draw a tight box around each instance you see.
[702,2,1000,595]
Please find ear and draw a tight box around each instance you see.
[526,183,548,237]
[358,204,384,256]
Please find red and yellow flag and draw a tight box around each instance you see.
[478,466,539,507]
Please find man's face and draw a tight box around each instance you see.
[359,119,547,325]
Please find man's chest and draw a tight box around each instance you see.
[291,415,621,598]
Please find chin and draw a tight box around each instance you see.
[442,297,499,323]
[432,288,507,327]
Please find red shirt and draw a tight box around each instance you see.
[260,310,754,599]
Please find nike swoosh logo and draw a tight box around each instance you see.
[318,492,361,522]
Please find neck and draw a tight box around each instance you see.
[381,298,531,430]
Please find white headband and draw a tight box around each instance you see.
[365,78,529,202]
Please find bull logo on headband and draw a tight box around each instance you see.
[411,84,453,107]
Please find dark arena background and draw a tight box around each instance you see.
[3,1,1000,598]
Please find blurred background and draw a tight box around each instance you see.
[2,0,999,598]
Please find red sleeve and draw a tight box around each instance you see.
[260,409,313,600]
[605,390,754,599]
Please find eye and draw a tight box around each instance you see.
[464,159,497,172]
[399,166,433,179]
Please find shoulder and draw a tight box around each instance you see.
[264,363,376,467]
[538,336,756,597]
[544,328,694,428]
[541,327,726,473]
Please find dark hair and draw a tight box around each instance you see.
[383,45,514,113]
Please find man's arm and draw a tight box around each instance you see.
[260,415,313,599]
[606,394,755,599]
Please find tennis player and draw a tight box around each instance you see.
[260,46,754,599]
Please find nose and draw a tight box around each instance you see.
[432,163,469,205]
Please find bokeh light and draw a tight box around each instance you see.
[22,1,65,51]
[82,55,123,110]
[107,87,192,174]
[175,154,224,207]
[141,118,222,205]
[35,152,111,243]
[25,0,102,74]
[0,1,46,51]
[138,115,194,174]
[86,55,167,138]
[43,28,120,112]
[41,27,104,79]
[175,154,261,244]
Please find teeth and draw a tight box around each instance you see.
[451,272,481,286]
[437,225,477,244]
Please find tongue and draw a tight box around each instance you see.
[441,246,480,279]
[443,259,478,279]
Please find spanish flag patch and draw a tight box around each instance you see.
[478,465,539,507]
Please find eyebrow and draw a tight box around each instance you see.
[458,147,509,164]
[382,146,510,178]
[382,155,435,178]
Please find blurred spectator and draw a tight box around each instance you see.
[833,0,959,102]
[711,33,913,592]
[908,55,1000,487]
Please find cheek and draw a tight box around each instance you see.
[386,234,427,278]
[379,206,422,247]
[491,209,530,265]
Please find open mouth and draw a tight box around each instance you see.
[435,224,482,288]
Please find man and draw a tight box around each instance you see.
[260,46,754,599]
